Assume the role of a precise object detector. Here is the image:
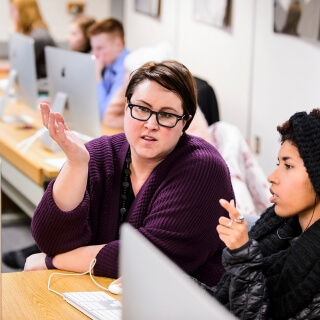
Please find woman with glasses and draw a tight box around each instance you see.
[25,60,234,287]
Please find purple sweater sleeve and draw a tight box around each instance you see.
[31,182,93,253]
[31,134,127,277]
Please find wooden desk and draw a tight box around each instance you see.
[2,270,120,319]
[0,99,121,217]
[0,59,10,79]
[0,102,63,216]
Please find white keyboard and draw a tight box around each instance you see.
[62,291,122,320]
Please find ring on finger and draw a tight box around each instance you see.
[234,215,245,223]
[226,220,233,228]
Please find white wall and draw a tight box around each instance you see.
[37,0,111,42]
[176,0,255,137]
[250,1,320,176]
[124,0,320,176]
[0,1,12,41]
[0,0,319,176]
[124,0,255,136]
[123,0,180,51]
[0,0,111,42]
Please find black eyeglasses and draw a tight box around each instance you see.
[127,103,186,128]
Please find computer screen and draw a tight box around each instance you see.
[45,46,101,139]
[0,32,39,123]
[120,223,237,320]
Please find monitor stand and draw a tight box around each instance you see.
[0,69,34,124]
[40,92,68,153]
[40,91,93,153]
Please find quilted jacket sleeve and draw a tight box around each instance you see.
[223,239,269,320]
[287,293,320,320]
[193,239,320,320]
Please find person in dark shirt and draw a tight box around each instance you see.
[10,0,56,79]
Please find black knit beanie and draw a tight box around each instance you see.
[289,109,320,196]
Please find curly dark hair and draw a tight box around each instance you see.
[277,108,320,195]
[277,108,320,146]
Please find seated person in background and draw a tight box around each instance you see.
[103,42,173,129]
[10,0,56,79]
[24,60,235,287]
[2,14,95,270]
[87,18,130,119]
[196,109,320,319]
[67,15,96,53]
[1,16,126,271]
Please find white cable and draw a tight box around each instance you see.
[88,259,111,292]
[47,258,111,297]
[15,127,47,153]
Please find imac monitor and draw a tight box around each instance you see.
[0,32,39,122]
[120,223,237,320]
[45,46,101,139]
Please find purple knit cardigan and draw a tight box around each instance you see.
[31,133,234,286]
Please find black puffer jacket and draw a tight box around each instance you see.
[223,239,320,319]
[195,206,320,319]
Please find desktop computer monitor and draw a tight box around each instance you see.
[45,46,101,139]
[0,32,39,122]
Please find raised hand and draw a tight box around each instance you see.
[40,103,90,166]
[217,199,249,250]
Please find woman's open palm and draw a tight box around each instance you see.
[40,103,90,165]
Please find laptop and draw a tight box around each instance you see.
[120,223,237,320]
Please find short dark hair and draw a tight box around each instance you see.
[125,60,197,132]
[87,18,124,43]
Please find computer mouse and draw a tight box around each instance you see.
[108,280,122,295]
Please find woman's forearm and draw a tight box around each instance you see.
[52,244,106,273]
[52,161,89,211]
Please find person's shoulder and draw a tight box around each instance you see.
[29,27,56,46]
[164,135,231,185]
[114,49,130,68]
[183,134,221,156]
[174,134,227,170]
[122,48,130,57]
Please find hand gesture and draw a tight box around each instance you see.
[40,103,90,166]
[217,199,249,250]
